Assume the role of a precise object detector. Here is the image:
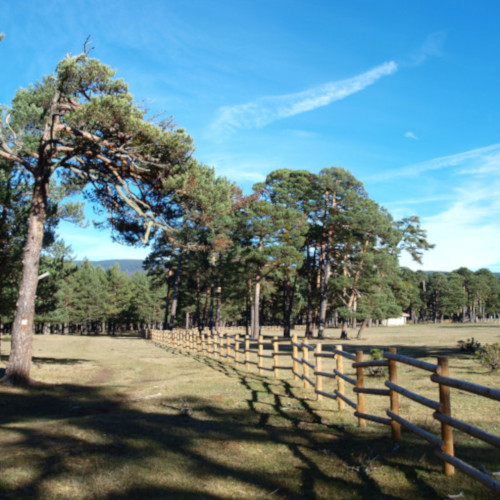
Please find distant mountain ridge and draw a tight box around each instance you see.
[76,259,145,275]
[76,261,499,279]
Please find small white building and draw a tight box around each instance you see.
[382,313,410,327]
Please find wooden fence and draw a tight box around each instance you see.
[146,328,500,493]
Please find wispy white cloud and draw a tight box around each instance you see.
[405,131,419,140]
[385,194,455,207]
[210,61,398,134]
[204,152,280,188]
[403,31,447,67]
[368,143,500,182]
[386,144,500,271]
[400,181,500,272]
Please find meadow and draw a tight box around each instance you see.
[0,323,499,499]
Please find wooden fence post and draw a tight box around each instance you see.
[258,337,263,375]
[226,335,232,363]
[245,338,250,371]
[235,335,240,365]
[388,347,401,440]
[215,333,220,360]
[201,333,207,357]
[355,350,366,427]
[292,334,299,381]
[315,343,323,400]
[302,344,309,389]
[335,344,345,411]
[273,337,279,378]
[438,357,455,476]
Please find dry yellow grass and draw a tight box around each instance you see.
[0,324,499,499]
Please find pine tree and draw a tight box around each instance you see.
[0,45,195,384]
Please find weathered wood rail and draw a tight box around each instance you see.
[146,328,500,493]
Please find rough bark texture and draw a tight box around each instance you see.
[251,270,261,340]
[318,190,336,339]
[357,317,369,339]
[168,253,182,329]
[3,180,48,385]
[317,250,331,339]
[208,251,216,334]
[304,244,316,339]
[340,321,349,340]
[282,272,298,338]
[215,286,222,332]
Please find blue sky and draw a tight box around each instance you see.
[1,0,500,271]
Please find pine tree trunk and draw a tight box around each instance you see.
[251,270,261,340]
[304,242,314,338]
[163,278,170,330]
[357,317,369,339]
[168,252,182,329]
[246,280,252,337]
[340,321,349,339]
[318,190,336,339]
[283,272,298,338]
[3,179,48,385]
[215,286,222,332]
[318,251,331,339]
[208,251,216,334]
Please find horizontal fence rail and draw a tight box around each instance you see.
[147,328,500,493]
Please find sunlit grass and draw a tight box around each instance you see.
[0,325,499,499]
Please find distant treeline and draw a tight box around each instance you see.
[2,167,499,339]
[0,260,164,335]
[2,257,498,338]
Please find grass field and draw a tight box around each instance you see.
[0,323,499,499]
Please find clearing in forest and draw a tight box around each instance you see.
[0,325,498,499]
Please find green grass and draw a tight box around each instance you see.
[0,324,499,499]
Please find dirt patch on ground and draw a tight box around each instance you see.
[86,367,113,386]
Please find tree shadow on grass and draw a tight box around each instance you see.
[31,356,89,365]
[0,346,498,500]
[0,383,396,499]
[171,346,499,499]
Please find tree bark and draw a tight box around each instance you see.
[215,285,222,332]
[251,269,261,340]
[318,190,336,339]
[3,178,48,385]
[168,252,182,329]
[340,321,349,339]
[246,279,252,337]
[163,270,171,330]
[304,243,316,339]
[208,251,216,334]
[317,247,331,339]
[357,317,369,339]
[283,271,298,338]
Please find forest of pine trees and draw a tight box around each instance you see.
[2,167,500,338]
[1,47,499,383]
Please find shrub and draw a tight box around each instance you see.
[457,337,481,354]
[368,348,386,377]
[477,343,500,371]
